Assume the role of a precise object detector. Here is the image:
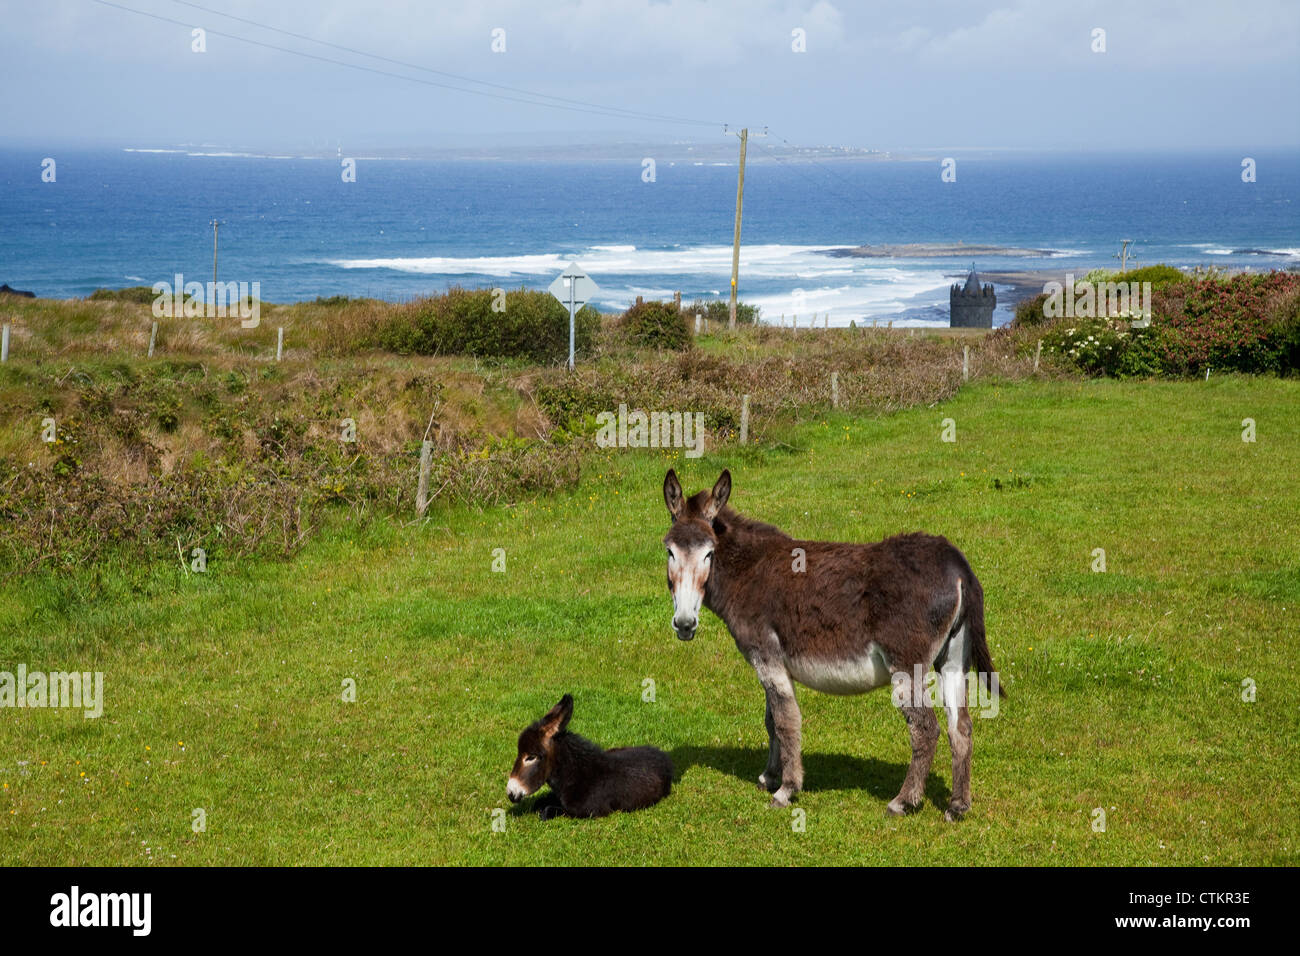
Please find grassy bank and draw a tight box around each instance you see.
[1,294,1036,571]
[2,376,1296,865]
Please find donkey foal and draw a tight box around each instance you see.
[507,694,673,819]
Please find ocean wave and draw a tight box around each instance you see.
[323,243,996,320]
[598,271,951,325]
[328,253,570,276]
[326,243,881,279]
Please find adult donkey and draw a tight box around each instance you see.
[662,469,1003,820]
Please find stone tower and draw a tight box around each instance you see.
[950,265,996,328]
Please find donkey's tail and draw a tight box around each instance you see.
[963,571,1006,699]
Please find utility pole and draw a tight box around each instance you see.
[725,125,766,328]
[210,219,221,288]
[1115,238,1134,273]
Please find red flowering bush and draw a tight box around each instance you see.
[1153,272,1300,375]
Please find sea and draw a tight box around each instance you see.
[2,147,1297,327]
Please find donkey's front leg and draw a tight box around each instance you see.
[754,659,802,808]
[757,692,782,793]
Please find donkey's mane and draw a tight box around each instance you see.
[713,504,791,544]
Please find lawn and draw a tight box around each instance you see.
[1,376,1297,865]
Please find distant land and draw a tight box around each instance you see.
[116,141,922,164]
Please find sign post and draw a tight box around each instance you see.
[549,262,598,371]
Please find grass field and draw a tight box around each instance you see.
[2,375,1298,865]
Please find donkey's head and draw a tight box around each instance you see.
[662,469,731,641]
[507,693,573,802]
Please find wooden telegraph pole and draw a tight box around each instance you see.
[725,125,766,328]
[210,219,221,287]
[1115,238,1134,273]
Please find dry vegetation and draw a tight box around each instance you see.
[0,292,1052,571]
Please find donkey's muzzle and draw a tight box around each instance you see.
[674,623,697,642]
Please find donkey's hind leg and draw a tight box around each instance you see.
[937,624,974,821]
[886,669,939,816]
[758,692,783,793]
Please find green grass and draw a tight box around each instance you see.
[2,376,1297,865]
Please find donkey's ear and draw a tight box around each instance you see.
[541,693,574,737]
[664,469,685,520]
[704,469,731,521]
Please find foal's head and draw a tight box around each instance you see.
[507,694,573,802]
[662,469,731,642]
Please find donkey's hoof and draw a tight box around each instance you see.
[885,797,918,817]
[944,804,969,823]
[769,788,796,809]
[758,771,781,793]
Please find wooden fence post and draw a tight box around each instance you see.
[963,345,970,382]
[276,327,284,362]
[1,324,8,363]
[1034,339,1042,372]
[831,371,839,408]
[740,394,750,444]
[148,321,158,358]
[416,439,434,514]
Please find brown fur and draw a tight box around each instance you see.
[662,469,1003,820]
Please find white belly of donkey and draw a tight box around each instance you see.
[785,643,892,695]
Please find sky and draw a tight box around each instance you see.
[2,0,1298,152]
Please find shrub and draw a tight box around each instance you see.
[1269,283,1300,374]
[313,294,375,307]
[378,287,600,363]
[1154,272,1300,375]
[1110,264,1187,290]
[1012,292,1052,327]
[619,300,693,350]
[687,299,761,326]
[89,286,158,304]
[1040,319,1132,376]
[1039,271,1300,378]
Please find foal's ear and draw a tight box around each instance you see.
[540,693,575,738]
[704,469,731,521]
[663,469,685,520]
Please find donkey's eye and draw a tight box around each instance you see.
[523,755,538,764]
[705,550,714,561]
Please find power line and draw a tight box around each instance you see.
[757,136,868,210]
[89,0,719,126]
[164,0,716,128]
[764,129,874,202]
